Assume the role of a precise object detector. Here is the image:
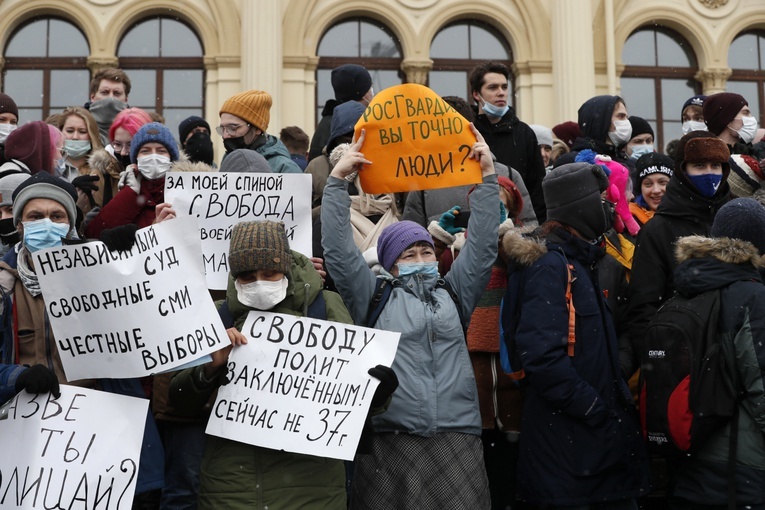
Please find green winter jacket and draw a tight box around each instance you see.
[169,250,351,509]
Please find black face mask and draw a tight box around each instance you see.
[223,135,248,154]
[115,152,132,168]
[0,217,19,246]
[185,132,214,165]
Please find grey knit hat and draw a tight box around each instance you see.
[228,220,291,277]
[0,171,31,208]
[543,162,610,240]
[219,149,272,173]
[12,172,78,231]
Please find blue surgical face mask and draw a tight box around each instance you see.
[687,173,723,198]
[64,140,92,159]
[630,144,655,161]
[479,96,509,119]
[397,261,440,277]
[23,218,70,252]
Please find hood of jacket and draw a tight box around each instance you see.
[502,225,603,270]
[577,95,620,142]
[655,172,730,223]
[88,149,123,180]
[673,235,763,296]
[255,134,292,160]
[224,249,324,321]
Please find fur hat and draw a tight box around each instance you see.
[0,93,18,119]
[0,171,30,208]
[377,220,434,271]
[711,198,765,255]
[703,92,748,136]
[130,122,180,164]
[681,95,706,121]
[12,172,78,231]
[178,116,210,145]
[543,162,610,240]
[220,90,272,133]
[228,220,291,277]
[682,137,730,166]
[530,125,553,147]
[728,154,762,198]
[331,64,373,102]
[219,148,272,173]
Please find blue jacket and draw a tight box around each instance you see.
[501,227,649,506]
[321,174,500,437]
[0,363,24,403]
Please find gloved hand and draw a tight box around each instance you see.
[100,223,138,252]
[438,206,465,234]
[72,175,100,208]
[117,167,141,194]
[15,364,61,399]
[368,365,399,408]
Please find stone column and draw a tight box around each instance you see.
[695,67,732,95]
[552,0,596,121]
[401,59,433,85]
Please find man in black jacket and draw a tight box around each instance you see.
[470,61,547,222]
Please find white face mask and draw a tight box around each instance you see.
[0,123,17,144]
[608,119,633,146]
[736,115,759,144]
[136,154,171,180]
[682,120,707,135]
[235,277,288,310]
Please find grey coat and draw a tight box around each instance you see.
[321,173,500,436]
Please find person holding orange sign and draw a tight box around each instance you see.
[321,126,498,509]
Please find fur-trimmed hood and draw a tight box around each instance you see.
[88,148,123,180]
[675,235,765,268]
[501,227,547,267]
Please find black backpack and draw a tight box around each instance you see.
[638,288,736,456]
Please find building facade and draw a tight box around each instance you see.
[0,0,763,153]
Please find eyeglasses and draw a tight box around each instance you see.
[215,123,250,136]
[112,141,131,153]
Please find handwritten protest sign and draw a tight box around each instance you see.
[164,172,312,290]
[0,387,148,509]
[33,216,228,380]
[206,312,400,461]
[355,83,482,194]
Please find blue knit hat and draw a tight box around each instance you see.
[130,122,179,164]
[712,198,765,254]
[681,95,706,121]
[377,220,434,271]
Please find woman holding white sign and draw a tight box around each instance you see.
[321,126,498,509]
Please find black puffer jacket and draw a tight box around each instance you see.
[474,108,547,222]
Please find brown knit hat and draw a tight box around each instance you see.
[228,220,291,277]
[219,90,272,132]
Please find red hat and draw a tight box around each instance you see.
[5,121,54,174]
[552,121,581,149]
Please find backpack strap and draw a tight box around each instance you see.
[366,279,396,328]
[437,279,467,338]
[553,249,577,357]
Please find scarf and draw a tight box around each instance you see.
[16,247,42,297]
[349,181,400,252]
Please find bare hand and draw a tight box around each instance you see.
[330,129,371,179]
[226,327,248,346]
[310,256,327,283]
[154,203,177,224]
[469,124,495,177]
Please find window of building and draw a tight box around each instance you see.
[621,27,700,152]
[727,30,765,126]
[316,18,404,125]
[3,18,90,121]
[429,21,513,107]
[118,17,204,139]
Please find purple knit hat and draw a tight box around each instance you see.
[377,220,434,271]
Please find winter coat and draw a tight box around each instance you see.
[671,235,765,506]
[0,363,25,403]
[246,134,302,174]
[308,99,339,161]
[501,227,649,506]
[625,168,730,361]
[474,109,547,222]
[87,149,124,211]
[305,151,331,217]
[402,159,538,229]
[321,173,500,437]
[169,250,350,510]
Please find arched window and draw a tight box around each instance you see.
[621,27,700,152]
[727,31,765,126]
[3,18,89,121]
[316,18,404,125]
[118,17,204,138]
[429,21,513,107]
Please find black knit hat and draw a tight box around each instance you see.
[635,152,674,185]
[228,220,291,277]
[331,64,372,102]
[178,115,210,145]
[628,116,653,140]
[711,198,765,254]
[543,162,610,240]
[703,92,748,136]
[0,93,18,119]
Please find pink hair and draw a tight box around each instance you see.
[47,124,63,168]
[109,108,152,141]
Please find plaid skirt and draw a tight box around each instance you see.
[349,432,491,510]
